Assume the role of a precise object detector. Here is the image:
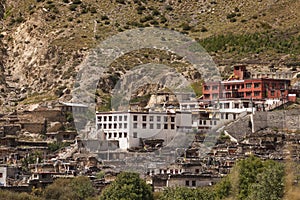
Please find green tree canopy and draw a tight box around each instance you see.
[237,156,285,200]
[43,176,95,200]
[99,172,153,200]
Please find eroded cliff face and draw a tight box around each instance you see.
[0,0,8,108]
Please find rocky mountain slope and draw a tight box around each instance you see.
[0,0,299,111]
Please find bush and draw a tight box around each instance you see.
[230,18,237,22]
[201,26,208,32]
[72,0,82,4]
[140,15,153,23]
[116,0,126,4]
[136,5,146,14]
[100,172,153,200]
[101,15,109,20]
[165,5,173,11]
[181,23,192,31]
[69,4,77,11]
[227,13,236,19]
[152,9,160,16]
[90,7,97,13]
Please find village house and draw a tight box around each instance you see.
[202,65,291,101]
[95,110,193,150]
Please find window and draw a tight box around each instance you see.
[108,133,112,138]
[212,85,218,90]
[103,124,107,129]
[195,169,199,174]
[164,116,168,122]
[234,103,239,108]
[133,132,137,138]
[171,117,175,122]
[142,115,147,121]
[271,90,275,96]
[212,93,218,99]
[157,116,161,122]
[109,116,112,121]
[254,83,260,88]
[192,180,196,187]
[171,124,175,129]
[114,123,117,129]
[164,124,168,129]
[246,92,251,97]
[108,124,112,129]
[150,123,154,129]
[119,132,122,138]
[119,116,122,121]
[246,83,252,88]
[214,121,217,125]
[133,123,138,128]
[124,123,127,129]
[114,116,117,121]
[185,180,189,186]
[104,116,107,121]
[210,120,212,125]
[224,103,230,109]
[149,116,154,121]
[124,115,127,121]
[119,123,122,128]
[98,116,102,122]
[142,123,147,129]
[133,115,138,121]
[114,132,117,137]
[124,132,127,137]
[254,91,260,96]
[204,86,210,90]
[157,124,161,129]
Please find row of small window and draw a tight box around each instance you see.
[133,115,175,123]
[133,123,175,130]
[104,132,127,139]
[97,115,128,122]
[205,83,261,91]
[207,91,261,98]
[186,180,197,187]
[199,120,217,126]
[220,113,237,120]
[98,123,128,129]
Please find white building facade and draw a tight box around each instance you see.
[96,111,193,150]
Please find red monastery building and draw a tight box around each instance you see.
[202,65,291,101]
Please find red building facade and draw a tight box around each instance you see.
[202,66,291,101]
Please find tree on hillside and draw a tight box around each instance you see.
[99,172,153,200]
[43,176,95,200]
[237,156,285,200]
[238,156,264,199]
[250,160,285,200]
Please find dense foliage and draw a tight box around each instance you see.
[200,32,300,55]
[99,172,153,200]
[43,176,95,200]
